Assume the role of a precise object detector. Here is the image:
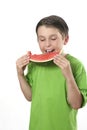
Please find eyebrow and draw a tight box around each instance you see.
[38,34,57,38]
[38,35,45,38]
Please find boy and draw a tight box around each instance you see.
[16,15,87,130]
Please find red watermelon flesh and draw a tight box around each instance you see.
[30,51,61,62]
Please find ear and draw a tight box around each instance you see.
[64,35,69,45]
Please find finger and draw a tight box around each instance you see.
[21,58,30,67]
[54,54,69,64]
[53,56,69,69]
[27,51,31,57]
[54,56,65,65]
[20,54,30,63]
[21,54,29,60]
[17,57,29,68]
[53,59,65,69]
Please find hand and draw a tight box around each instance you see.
[16,51,31,76]
[53,54,72,78]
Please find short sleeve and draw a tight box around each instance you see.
[75,64,87,107]
[24,63,33,87]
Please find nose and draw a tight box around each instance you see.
[45,40,51,47]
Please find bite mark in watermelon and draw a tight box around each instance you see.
[30,50,62,62]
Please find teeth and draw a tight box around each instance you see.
[46,50,53,52]
[47,50,51,52]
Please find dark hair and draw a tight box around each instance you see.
[36,15,69,37]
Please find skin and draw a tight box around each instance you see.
[16,25,82,109]
[16,51,32,101]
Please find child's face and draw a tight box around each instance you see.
[37,25,69,53]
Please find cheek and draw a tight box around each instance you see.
[39,43,44,50]
[53,41,63,48]
[52,41,60,47]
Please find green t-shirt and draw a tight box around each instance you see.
[25,54,87,130]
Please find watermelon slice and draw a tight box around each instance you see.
[30,50,62,62]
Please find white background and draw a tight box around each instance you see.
[0,0,87,130]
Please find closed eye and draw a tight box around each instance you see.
[39,39,45,42]
[51,36,57,40]
[51,38,56,40]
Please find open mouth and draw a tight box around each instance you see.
[45,49,55,53]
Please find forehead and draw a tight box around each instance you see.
[37,25,60,36]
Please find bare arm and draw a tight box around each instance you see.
[53,54,82,109]
[16,52,32,101]
[65,73,82,109]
